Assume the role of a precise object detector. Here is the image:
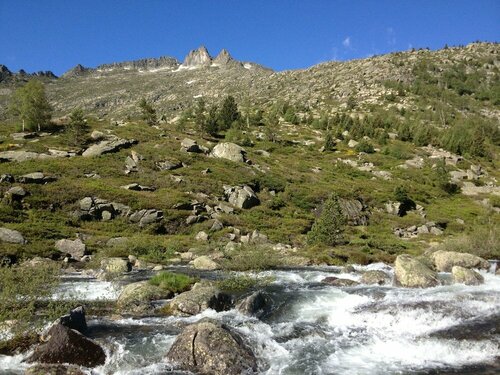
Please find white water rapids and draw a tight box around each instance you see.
[1,264,499,374]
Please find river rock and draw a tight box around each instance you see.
[451,266,484,285]
[322,277,360,287]
[211,142,246,163]
[101,257,132,275]
[224,185,260,209]
[192,255,219,270]
[430,250,490,272]
[166,282,232,316]
[27,324,105,368]
[54,239,86,260]
[0,227,26,244]
[394,254,439,288]
[82,137,136,157]
[236,291,274,319]
[166,318,257,375]
[117,281,173,314]
[360,270,391,285]
[55,306,87,334]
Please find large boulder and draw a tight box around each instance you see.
[75,196,131,221]
[82,138,136,157]
[128,209,163,227]
[17,172,56,184]
[27,324,105,368]
[360,270,391,285]
[55,239,86,260]
[180,138,202,153]
[100,257,132,276]
[394,255,439,288]
[452,266,484,285]
[55,306,87,334]
[211,142,246,163]
[339,198,370,226]
[224,185,260,209]
[0,150,54,163]
[0,227,26,244]
[165,283,232,316]
[166,318,257,375]
[430,250,490,272]
[116,281,173,314]
[192,255,219,270]
[321,277,360,287]
[25,364,86,375]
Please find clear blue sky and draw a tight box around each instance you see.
[1,0,498,75]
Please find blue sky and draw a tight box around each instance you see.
[1,0,498,75]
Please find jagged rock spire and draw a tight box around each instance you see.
[182,46,212,67]
[213,49,233,65]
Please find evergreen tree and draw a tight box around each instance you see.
[138,98,157,126]
[307,194,346,246]
[10,79,52,131]
[204,105,219,136]
[218,95,240,131]
[66,108,89,147]
[194,98,206,134]
[324,132,336,151]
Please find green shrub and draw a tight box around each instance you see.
[355,140,375,153]
[149,272,197,293]
[307,194,346,246]
[221,246,281,271]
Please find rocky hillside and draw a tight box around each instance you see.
[0,43,498,120]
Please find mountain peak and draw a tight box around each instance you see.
[213,49,233,65]
[182,46,212,67]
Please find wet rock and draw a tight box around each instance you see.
[236,291,274,319]
[100,257,132,275]
[18,172,57,184]
[54,239,86,260]
[166,282,232,316]
[82,137,136,157]
[0,227,26,244]
[224,185,260,209]
[180,138,202,153]
[25,364,86,375]
[192,255,219,270]
[55,306,87,334]
[117,281,173,314]
[166,318,257,375]
[27,324,105,368]
[322,277,360,287]
[452,266,484,285]
[211,142,246,163]
[431,250,489,272]
[360,270,391,285]
[394,254,439,288]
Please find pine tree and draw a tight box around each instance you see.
[324,132,336,151]
[66,108,89,146]
[307,194,346,246]
[10,79,52,132]
[138,98,157,126]
[204,105,219,136]
[218,95,240,131]
[194,98,206,134]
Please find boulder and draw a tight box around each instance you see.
[430,250,489,272]
[3,186,27,202]
[82,138,136,157]
[27,324,105,368]
[0,174,15,183]
[129,209,163,226]
[156,159,182,171]
[180,138,202,153]
[321,277,359,287]
[236,291,274,319]
[25,364,86,375]
[211,142,246,163]
[117,281,173,314]
[101,257,132,274]
[120,183,155,191]
[0,227,26,244]
[339,198,369,226]
[192,255,219,270]
[224,185,260,209]
[18,172,56,184]
[166,318,257,375]
[394,255,439,288]
[360,270,391,285]
[54,306,87,334]
[166,283,232,316]
[195,231,209,241]
[0,150,54,163]
[451,266,484,285]
[54,239,86,260]
[76,196,131,221]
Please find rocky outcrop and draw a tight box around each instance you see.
[213,49,234,65]
[74,196,131,221]
[394,255,439,288]
[55,306,88,334]
[180,138,203,153]
[55,239,86,260]
[430,250,489,272]
[0,227,26,244]
[166,318,257,375]
[27,324,105,368]
[117,281,173,314]
[394,222,444,238]
[451,266,484,285]
[224,185,260,209]
[0,150,55,163]
[128,209,163,227]
[360,270,391,285]
[166,282,232,316]
[25,364,86,375]
[182,46,212,67]
[82,137,136,157]
[156,159,182,171]
[121,183,155,191]
[211,142,246,163]
[17,172,57,184]
[61,64,90,78]
[339,198,370,226]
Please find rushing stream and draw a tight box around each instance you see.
[1,264,499,374]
